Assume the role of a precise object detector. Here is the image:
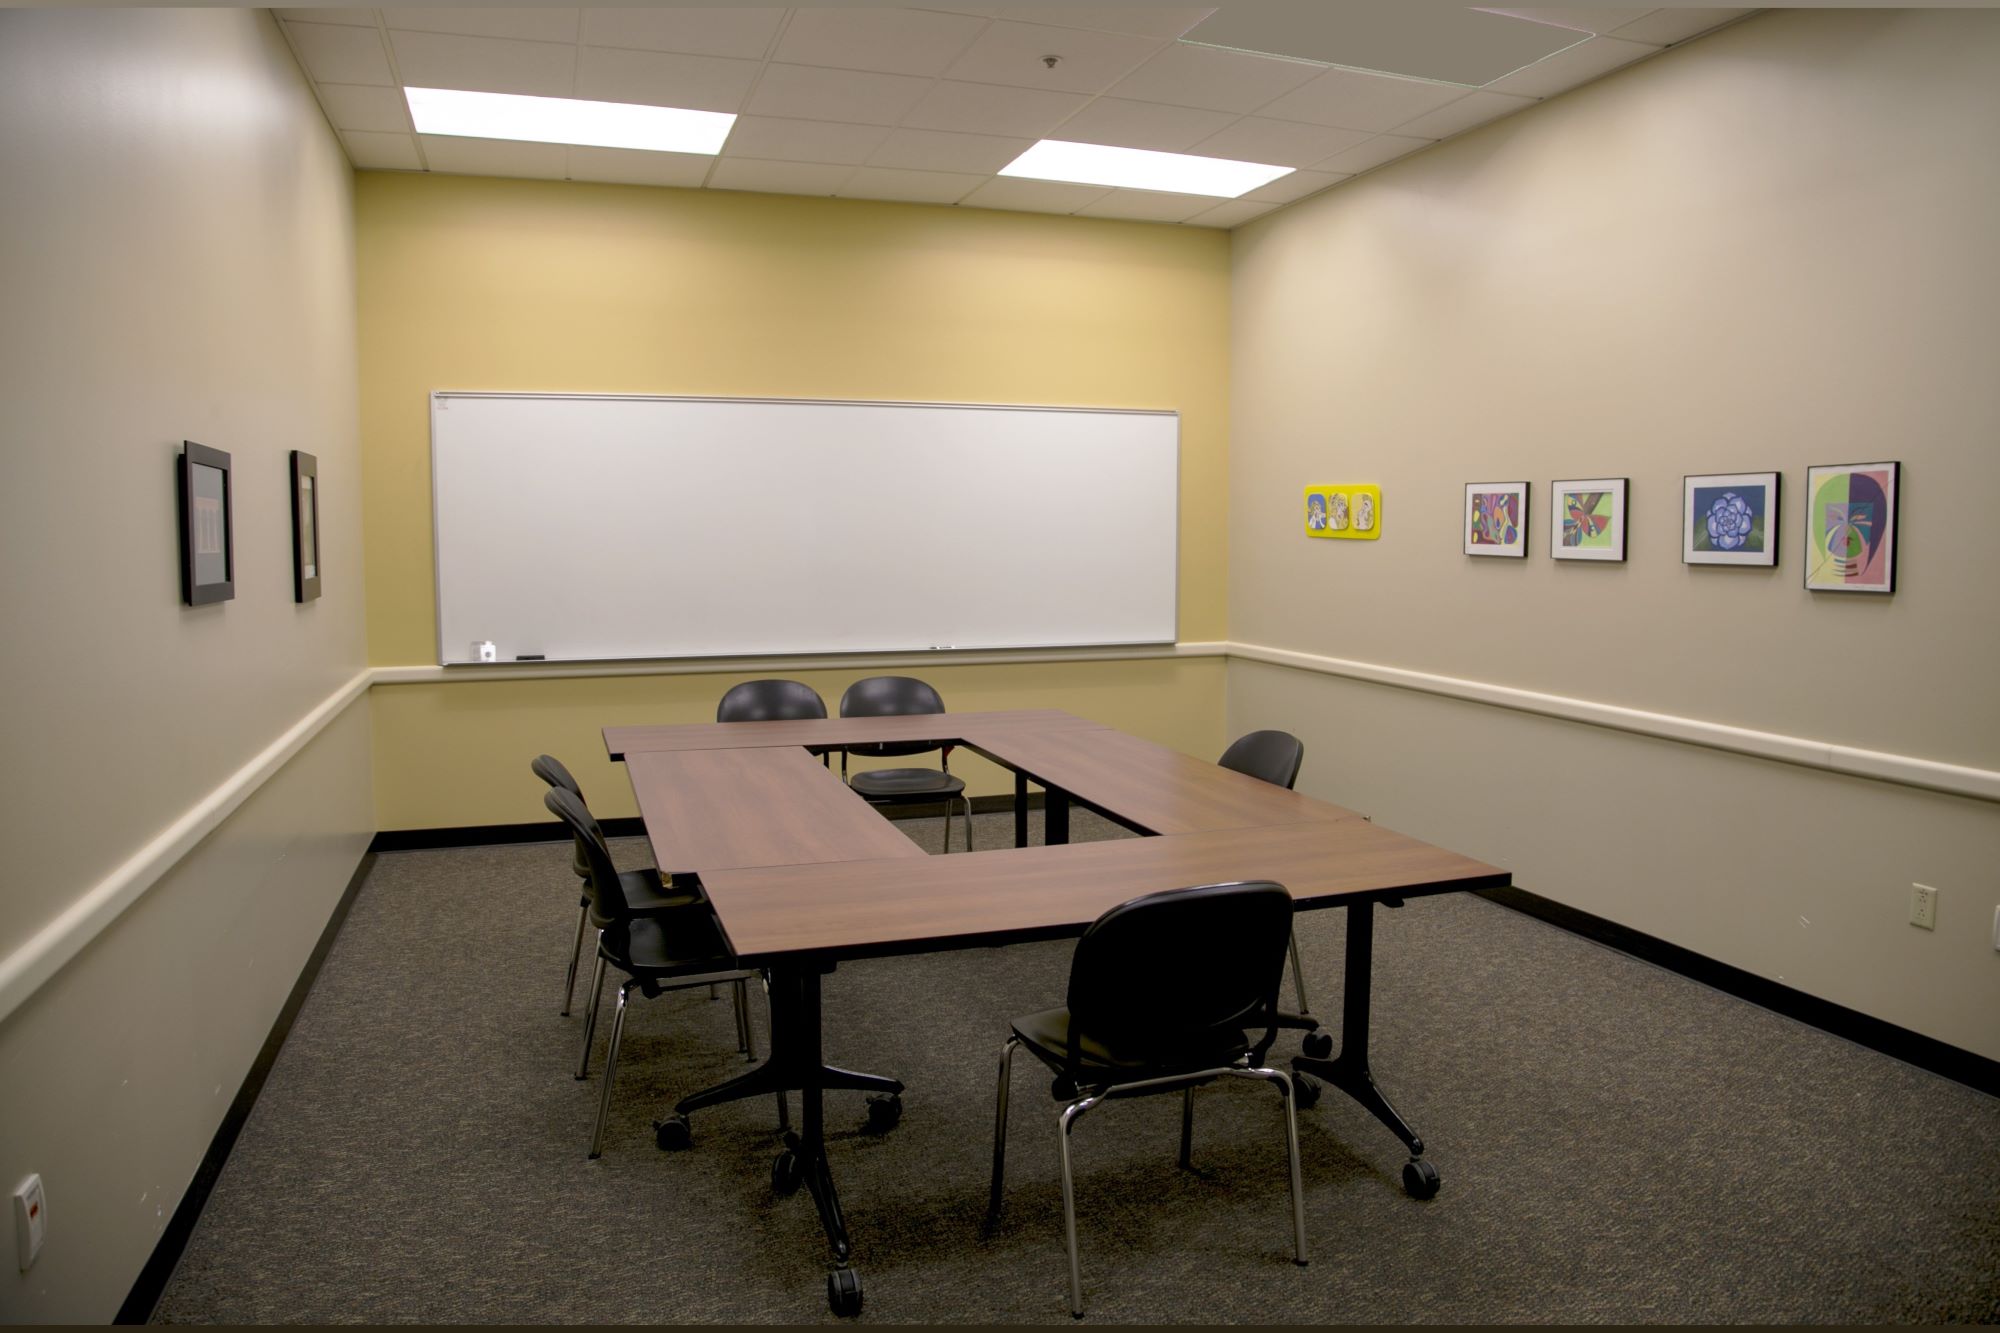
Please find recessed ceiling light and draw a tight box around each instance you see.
[404,87,735,155]
[999,140,1293,199]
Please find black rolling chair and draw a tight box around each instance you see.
[837,675,973,853]
[531,754,703,1019]
[987,881,1308,1317]
[546,787,763,1159]
[1217,731,1329,1059]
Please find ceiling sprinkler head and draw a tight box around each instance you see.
[1042,54,1061,69]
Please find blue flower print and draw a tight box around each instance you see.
[1706,492,1755,551]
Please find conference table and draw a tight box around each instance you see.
[606,709,1508,1316]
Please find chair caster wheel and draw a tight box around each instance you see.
[654,1114,692,1151]
[1291,1073,1321,1110]
[827,1266,863,1316]
[772,1150,803,1196]
[1301,1031,1333,1059]
[865,1092,902,1133]
[1402,1157,1441,1199]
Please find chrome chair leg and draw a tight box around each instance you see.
[561,900,589,1016]
[1179,1086,1195,1169]
[1228,1067,1309,1266]
[1057,1096,1100,1318]
[575,953,607,1079]
[1287,930,1312,1015]
[962,793,975,853]
[733,977,757,1060]
[987,1037,1020,1218]
[589,981,634,1158]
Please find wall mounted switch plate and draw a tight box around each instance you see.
[13,1174,44,1270]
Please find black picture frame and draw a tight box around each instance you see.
[178,441,234,605]
[291,450,321,603]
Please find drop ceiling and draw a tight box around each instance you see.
[279,4,1753,229]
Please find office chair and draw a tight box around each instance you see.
[546,787,764,1158]
[1216,731,1331,1061]
[837,675,973,852]
[986,880,1308,1317]
[717,677,831,765]
[531,754,703,1019]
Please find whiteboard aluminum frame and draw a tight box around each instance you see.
[428,390,1182,667]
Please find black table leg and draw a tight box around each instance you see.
[1044,786,1070,845]
[1014,771,1029,848]
[1290,899,1441,1199]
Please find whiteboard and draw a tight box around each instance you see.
[430,393,1179,665]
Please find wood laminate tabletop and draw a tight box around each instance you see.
[698,819,1507,964]
[605,708,1107,759]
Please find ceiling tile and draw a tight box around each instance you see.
[1482,9,1653,36]
[923,6,1215,40]
[564,145,714,189]
[707,157,855,197]
[837,166,986,205]
[574,47,760,114]
[774,6,988,78]
[1313,133,1432,175]
[1391,89,1538,140]
[1106,41,1320,114]
[385,8,580,45]
[723,116,890,167]
[745,64,934,126]
[1486,35,1656,97]
[944,21,1162,95]
[285,9,379,28]
[1189,117,1370,169]
[1074,188,1214,223]
[957,176,1110,214]
[418,134,568,179]
[1183,197,1282,228]
[1256,66,1464,133]
[1182,5,1591,87]
[867,127,1030,174]
[1047,97,1236,153]
[1609,8,1750,46]
[389,30,576,98]
[283,21,395,87]
[902,80,1088,138]
[1243,168,1346,204]
[580,8,785,60]
[340,130,422,171]
[315,83,411,134]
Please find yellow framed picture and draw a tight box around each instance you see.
[1304,485,1380,540]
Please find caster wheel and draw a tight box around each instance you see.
[654,1114,692,1151]
[771,1150,803,1196]
[865,1093,902,1133]
[1291,1073,1321,1110]
[1402,1158,1441,1200]
[1301,1031,1333,1060]
[827,1266,863,1316]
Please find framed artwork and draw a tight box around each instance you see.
[1464,481,1528,557]
[1805,461,1899,593]
[177,441,234,605]
[1684,471,1779,567]
[1304,484,1381,540]
[291,450,321,603]
[1549,477,1628,562]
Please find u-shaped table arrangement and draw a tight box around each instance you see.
[604,710,1510,1317]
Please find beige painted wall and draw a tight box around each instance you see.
[1228,9,2000,1058]
[357,175,1232,826]
[0,10,371,1319]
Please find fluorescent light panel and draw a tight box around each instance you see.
[404,87,734,155]
[999,140,1292,198]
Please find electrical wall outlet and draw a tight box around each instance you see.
[13,1174,44,1271]
[1909,883,1938,931]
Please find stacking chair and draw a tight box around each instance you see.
[837,675,973,852]
[1217,731,1330,1060]
[717,678,830,766]
[986,881,1308,1317]
[531,754,701,1018]
[546,787,762,1158]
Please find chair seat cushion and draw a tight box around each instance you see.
[1010,1006,1251,1088]
[607,905,741,979]
[850,767,966,799]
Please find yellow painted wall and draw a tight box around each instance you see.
[357,174,1231,827]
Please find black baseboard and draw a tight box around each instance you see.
[1478,885,2000,1100]
[115,850,377,1326]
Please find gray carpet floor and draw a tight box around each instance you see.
[155,810,2000,1324]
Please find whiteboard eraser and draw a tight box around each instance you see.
[477,640,497,663]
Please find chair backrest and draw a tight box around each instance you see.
[1217,730,1304,791]
[1065,880,1293,1077]
[717,678,828,722]
[839,675,946,759]
[532,754,591,879]
[543,787,632,918]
